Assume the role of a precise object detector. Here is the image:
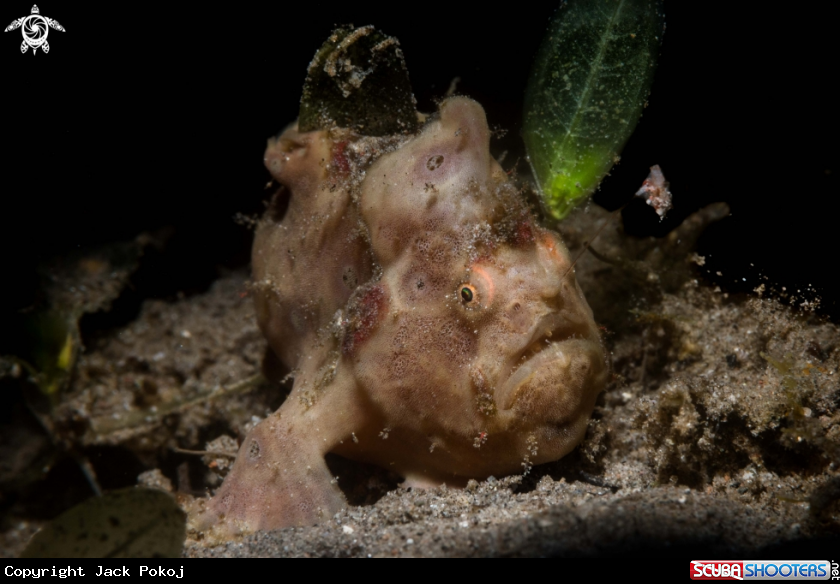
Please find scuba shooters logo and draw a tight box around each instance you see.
[4,5,65,54]
[690,560,838,580]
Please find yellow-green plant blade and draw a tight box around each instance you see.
[524,0,664,219]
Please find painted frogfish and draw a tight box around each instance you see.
[195,26,607,538]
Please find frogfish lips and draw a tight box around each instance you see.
[498,336,605,421]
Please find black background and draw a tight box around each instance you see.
[2,2,838,318]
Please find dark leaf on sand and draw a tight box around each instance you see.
[22,488,186,558]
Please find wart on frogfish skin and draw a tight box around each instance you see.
[193,26,607,540]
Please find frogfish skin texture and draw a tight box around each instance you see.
[196,97,607,537]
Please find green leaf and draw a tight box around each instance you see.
[523,0,664,219]
[22,488,186,558]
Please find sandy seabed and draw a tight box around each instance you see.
[3,204,838,558]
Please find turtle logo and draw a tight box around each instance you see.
[5,5,65,54]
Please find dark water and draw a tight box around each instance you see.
[3,4,836,317]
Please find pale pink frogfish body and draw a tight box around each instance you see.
[196,97,607,537]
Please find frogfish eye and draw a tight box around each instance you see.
[460,285,476,304]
